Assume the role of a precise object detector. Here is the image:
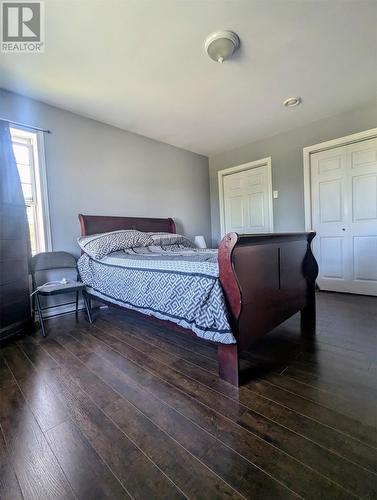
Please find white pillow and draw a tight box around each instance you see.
[78,230,152,259]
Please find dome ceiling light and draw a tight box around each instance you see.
[283,96,302,108]
[204,31,240,63]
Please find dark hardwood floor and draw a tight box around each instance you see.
[0,291,376,499]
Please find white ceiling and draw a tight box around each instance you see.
[0,0,376,156]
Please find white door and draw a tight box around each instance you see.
[223,165,272,234]
[311,137,377,295]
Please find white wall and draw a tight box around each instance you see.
[209,100,377,245]
[0,89,210,255]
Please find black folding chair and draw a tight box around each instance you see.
[30,251,92,337]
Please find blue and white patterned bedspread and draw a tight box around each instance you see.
[78,249,235,344]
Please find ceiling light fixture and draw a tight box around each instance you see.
[204,31,240,63]
[283,96,302,108]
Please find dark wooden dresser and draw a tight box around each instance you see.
[0,121,32,342]
[0,203,32,341]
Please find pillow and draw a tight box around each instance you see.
[148,232,195,248]
[78,230,153,259]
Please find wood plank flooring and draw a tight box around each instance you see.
[0,291,376,499]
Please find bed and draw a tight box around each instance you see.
[78,214,318,386]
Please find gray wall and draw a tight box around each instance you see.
[0,89,210,255]
[209,101,377,245]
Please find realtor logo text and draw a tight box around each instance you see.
[1,1,44,53]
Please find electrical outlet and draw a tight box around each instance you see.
[273,190,279,199]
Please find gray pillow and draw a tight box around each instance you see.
[78,230,153,259]
[148,232,195,248]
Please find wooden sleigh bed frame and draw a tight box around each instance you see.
[79,214,319,386]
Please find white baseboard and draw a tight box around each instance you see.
[37,301,83,319]
[36,300,108,320]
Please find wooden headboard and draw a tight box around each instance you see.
[78,214,176,236]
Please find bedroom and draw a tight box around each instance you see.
[0,0,376,498]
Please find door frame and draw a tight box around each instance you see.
[303,127,377,231]
[218,157,273,237]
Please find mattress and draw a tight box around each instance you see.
[78,248,235,344]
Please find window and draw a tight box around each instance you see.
[10,127,51,255]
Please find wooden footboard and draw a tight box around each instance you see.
[218,232,318,385]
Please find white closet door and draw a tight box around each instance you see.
[223,170,246,233]
[348,139,377,294]
[311,137,377,295]
[223,165,272,234]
